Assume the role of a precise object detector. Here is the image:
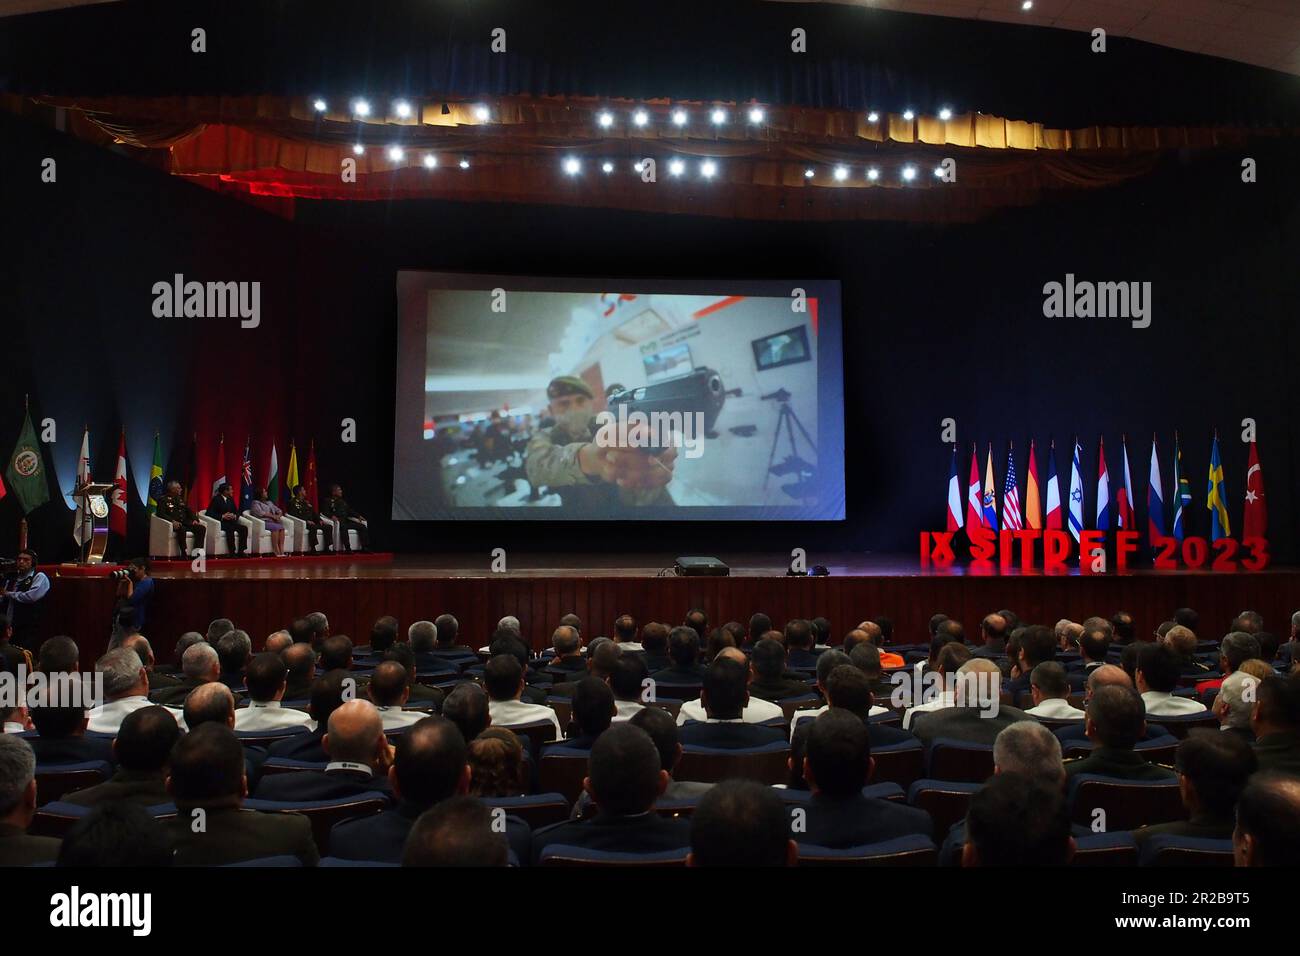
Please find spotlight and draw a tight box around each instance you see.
[933,166,945,178]
[903,109,915,121]
[474,105,490,121]
[866,111,879,123]
[701,160,717,178]
[748,107,764,124]
[1022,0,1033,9]
[313,98,327,113]
[669,158,686,176]
[710,108,727,125]
[423,154,438,169]
[804,168,815,179]
[632,110,649,127]
[633,160,645,172]
[563,157,582,175]
[394,100,412,118]
[387,146,404,161]
[902,165,917,181]
[940,107,954,121]
[671,109,688,127]
[866,167,879,181]
[601,161,614,173]
[352,99,371,117]
[598,111,615,128]
[459,158,470,169]
[833,165,849,181]
[352,144,365,155]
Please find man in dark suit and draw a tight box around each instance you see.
[428,615,478,665]
[164,723,318,865]
[748,638,814,702]
[961,771,1074,866]
[267,670,349,764]
[383,643,444,709]
[408,621,468,680]
[1135,731,1255,848]
[783,619,821,671]
[1251,673,1300,778]
[215,629,252,693]
[1056,664,1169,743]
[205,482,248,555]
[820,665,915,747]
[648,626,707,684]
[26,702,115,766]
[1006,625,1067,700]
[546,677,615,754]
[548,638,622,699]
[182,683,267,790]
[912,659,1033,747]
[150,641,233,707]
[1063,685,1177,781]
[0,735,62,865]
[678,658,786,750]
[281,641,317,702]
[64,705,179,808]
[402,796,510,866]
[970,613,1008,660]
[1066,625,1111,676]
[355,615,398,660]
[639,622,672,673]
[530,723,692,864]
[794,709,931,849]
[689,779,796,866]
[255,699,394,802]
[542,625,587,682]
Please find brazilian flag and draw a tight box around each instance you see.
[147,432,164,514]
[5,409,51,514]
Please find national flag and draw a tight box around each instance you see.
[211,434,227,498]
[1067,439,1084,542]
[305,440,319,510]
[239,437,254,512]
[981,443,999,532]
[147,431,164,514]
[1045,441,1062,530]
[965,443,982,531]
[72,426,92,546]
[1171,432,1192,542]
[1095,437,1110,532]
[4,407,51,514]
[109,430,128,537]
[1147,435,1165,541]
[945,445,963,531]
[1207,434,1230,542]
[266,442,280,503]
[1002,446,1023,531]
[1024,440,1042,530]
[1116,435,1136,530]
[285,441,299,503]
[1243,439,1266,541]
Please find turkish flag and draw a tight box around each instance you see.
[109,430,128,537]
[1243,439,1266,540]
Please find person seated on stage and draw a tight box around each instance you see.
[264,629,293,655]
[467,728,525,799]
[1136,644,1208,716]
[232,652,313,732]
[1025,662,1085,719]
[382,643,444,709]
[215,629,253,693]
[286,485,331,553]
[1063,685,1177,781]
[1134,730,1256,848]
[442,682,491,744]
[402,796,510,867]
[63,705,180,808]
[530,724,691,864]
[689,779,797,867]
[256,699,394,802]
[26,702,114,766]
[544,625,586,680]
[609,655,648,723]
[165,723,318,866]
[649,626,707,685]
[794,709,931,849]
[902,642,972,730]
[266,670,349,764]
[205,482,249,556]
[971,613,1009,660]
[961,771,1074,867]
[429,614,477,664]
[1213,664,1270,743]
[613,614,643,652]
[56,801,175,868]
[548,638,621,699]
[783,619,820,671]
[747,637,813,703]
[677,658,785,750]
[0,736,62,866]
[407,620,460,678]
[1233,773,1300,866]
[87,648,181,734]
[549,677,615,752]
[1197,631,1261,698]
[639,622,671,673]
[155,480,206,556]
[912,659,1033,747]
[484,654,562,740]
[1251,673,1300,778]
[280,641,317,701]
[678,648,781,726]
[322,483,369,552]
[367,661,427,730]
[248,486,287,556]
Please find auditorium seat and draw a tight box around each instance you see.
[778,694,822,724]
[1062,735,1179,765]
[328,516,363,553]
[236,728,311,749]
[481,793,571,829]
[280,513,323,555]
[868,741,925,788]
[906,779,982,836]
[654,796,702,818]
[503,719,559,755]
[546,698,572,733]
[197,511,256,557]
[539,845,688,867]
[777,782,906,805]
[1067,776,1185,831]
[34,761,112,804]
[797,834,939,867]
[538,750,590,804]
[244,792,389,855]
[31,800,178,838]
[1070,832,1139,866]
[1138,834,1234,867]
[676,742,789,785]
[924,739,995,783]
[238,509,277,555]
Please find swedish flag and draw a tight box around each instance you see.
[1206,435,1230,541]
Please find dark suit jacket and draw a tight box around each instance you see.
[411,652,459,676]
[1055,721,1169,744]
[1134,813,1232,845]
[970,641,1006,659]
[267,728,329,763]
[331,800,530,863]
[206,494,240,521]
[151,677,244,708]
[148,670,183,690]
[254,767,393,803]
[531,810,691,865]
[940,818,1091,866]
[786,649,820,670]
[63,769,169,808]
[868,721,918,748]
[28,735,115,766]
[1253,731,1300,778]
[794,792,932,848]
[749,676,815,701]
[282,677,315,702]
[1064,746,1177,781]
[678,720,785,750]
[166,804,319,865]
[911,705,1033,747]
[407,683,445,708]
[0,823,60,866]
[641,653,671,673]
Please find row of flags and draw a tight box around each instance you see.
[945,434,1264,544]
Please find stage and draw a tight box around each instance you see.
[44,553,1300,660]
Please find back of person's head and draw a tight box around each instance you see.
[368,661,408,706]
[1174,607,1199,632]
[784,618,814,649]
[629,706,680,774]
[1087,663,1133,695]
[825,665,873,717]
[588,639,623,679]
[1165,625,1198,657]
[324,700,385,763]
[808,617,831,645]
[38,635,79,673]
[842,629,871,653]
[964,772,1072,866]
[993,721,1064,784]
[122,634,154,667]
[668,626,701,667]
[95,648,143,699]
[1087,685,1146,749]
[609,655,647,702]
[1136,643,1180,693]
[1031,661,1070,700]
[434,614,458,646]
[684,608,708,638]
[805,708,870,797]
[168,723,244,804]
[981,613,1008,643]
[1079,627,1109,662]
[182,641,219,681]
[182,682,236,729]
[289,617,312,644]
[748,613,771,644]
[571,676,616,737]
[483,654,523,701]
[408,620,438,653]
[929,613,950,636]
[815,649,850,686]
[173,632,204,665]
[587,723,664,816]
[1234,774,1300,866]
[751,638,787,679]
[28,704,85,740]
[467,727,523,798]
[308,670,349,727]
[701,657,748,719]
[1255,631,1280,663]
[0,735,34,817]
[559,612,581,635]
[488,631,529,670]
[1232,610,1264,634]
[848,642,882,678]
[393,716,469,809]
[382,642,416,680]
[1216,670,1261,728]
[442,683,491,742]
[206,618,235,643]
[1177,730,1255,818]
[551,625,580,656]
[936,618,965,644]
[56,802,174,867]
[216,630,252,674]
[320,634,354,671]
[117,706,181,772]
[1019,625,1057,668]
[705,626,737,661]
[1220,632,1261,672]
[641,622,669,654]
[1255,674,1300,730]
[1109,611,1135,643]
[244,651,287,702]
[613,614,637,642]
[282,641,316,683]
[689,780,794,867]
[937,641,973,674]
[304,611,329,642]
[402,796,508,866]
[369,616,398,654]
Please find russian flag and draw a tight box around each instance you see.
[1096,437,1111,532]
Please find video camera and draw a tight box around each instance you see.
[605,367,730,439]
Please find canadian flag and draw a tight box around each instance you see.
[110,430,128,537]
[1243,439,1266,541]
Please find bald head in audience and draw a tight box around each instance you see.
[264,630,292,655]
[183,682,236,729]
[182,643,220,683]
[325,700,390,770]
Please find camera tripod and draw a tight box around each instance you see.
[762,389,818,490]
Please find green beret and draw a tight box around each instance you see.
[547,375,593,400]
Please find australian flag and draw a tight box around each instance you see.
[240,439,254,511]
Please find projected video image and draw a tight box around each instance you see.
[392,275,845,521]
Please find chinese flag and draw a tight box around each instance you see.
[1243,439,1266,540]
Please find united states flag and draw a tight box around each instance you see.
[1002,448,1023,530]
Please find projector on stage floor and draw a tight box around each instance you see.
[675,556,730,577]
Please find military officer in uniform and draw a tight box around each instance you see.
[286,484,330,553]
[524,375,676,513]
[155,480,206,556]
[322,484,369,552]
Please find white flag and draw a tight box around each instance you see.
[72,427,92,546]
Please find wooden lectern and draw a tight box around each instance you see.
[72,481,113,564]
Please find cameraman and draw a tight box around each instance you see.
[109,557,154,648]
[1,549,50,651]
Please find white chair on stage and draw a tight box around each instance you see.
[198,512,255,557]
[282,513,326,554]
[330,516,365,553]
[239,510,277,555]
[149,514,197,559]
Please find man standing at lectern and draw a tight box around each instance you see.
[207,483,248,556]
[156,480,207,556]
[1,550,49,651]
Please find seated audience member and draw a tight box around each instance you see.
[331,716,529,863]
[215,629,253,691]
[207,617,236,645]
[233,652,313,732]
[37,634,80,675]
[1025,662,1085,719]
[1064,686,1177,781]
[705,624,740,662]
[546,637,621,697]
[551,677,616,751]
[121,634,180,690]
[678,658,786,749]
[165,723,318,865]
[1134,730,1256,846]
[609,655,648,722]
[319,634,361,675]
[850,643,898,700]
[545,625,587,679]
[408,620,461,676]
[484,654,562,739]
[962,772,1074,866]
[1068,625,1110,676]
[783,619,820,670]
[972,613,1009,659]
[56,802,174,867]
[1214,666,1268,742]
[487,631,550,702]
[151,642,227,707]
[1251,674,1300,777]
[87,648,181,733]
[302,611,330,649]
[256,699,394,802]
[679,647,782,725]
[355,616,397,658]
[912,659,1031,746]
[748,638,814,702]
[159,631,203,676]
[1254,632,1280,666]
[688,779,797,867]
[430,614,477,663]
[852,620,904,668]
[1278,610,1300,669]
[1008,625,1063,699]
[1055,665,1170,743]
[1172,607,1200,634]
[267,670,350,763]
[26,703,114,765]
[367,661,427,729]
[264,629,293,656]
[903,641,972,729]
[790,649,884,733]
[64,705,180,807]
[382,643,444,707]
[468,727,525,798]
[1233,773,1300,866]
[745,613,772,648]
[530,724,691,864]
[183,683,266,787]
[1162,624,1212,675]
[1136,644,1207,715]
[281,641,317,701]
[1104,611,1131,645]
[0,735,61,865]
[640,622,671,672]
[795,709,931,848]
[442,682,491,743]
[629,707,713,802]
[684,607,708,640]
[1198,631,1261,697]
[649,626,707,683]
[820,665,914,747]
[402,796,509,867]
[612,614,643,652]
